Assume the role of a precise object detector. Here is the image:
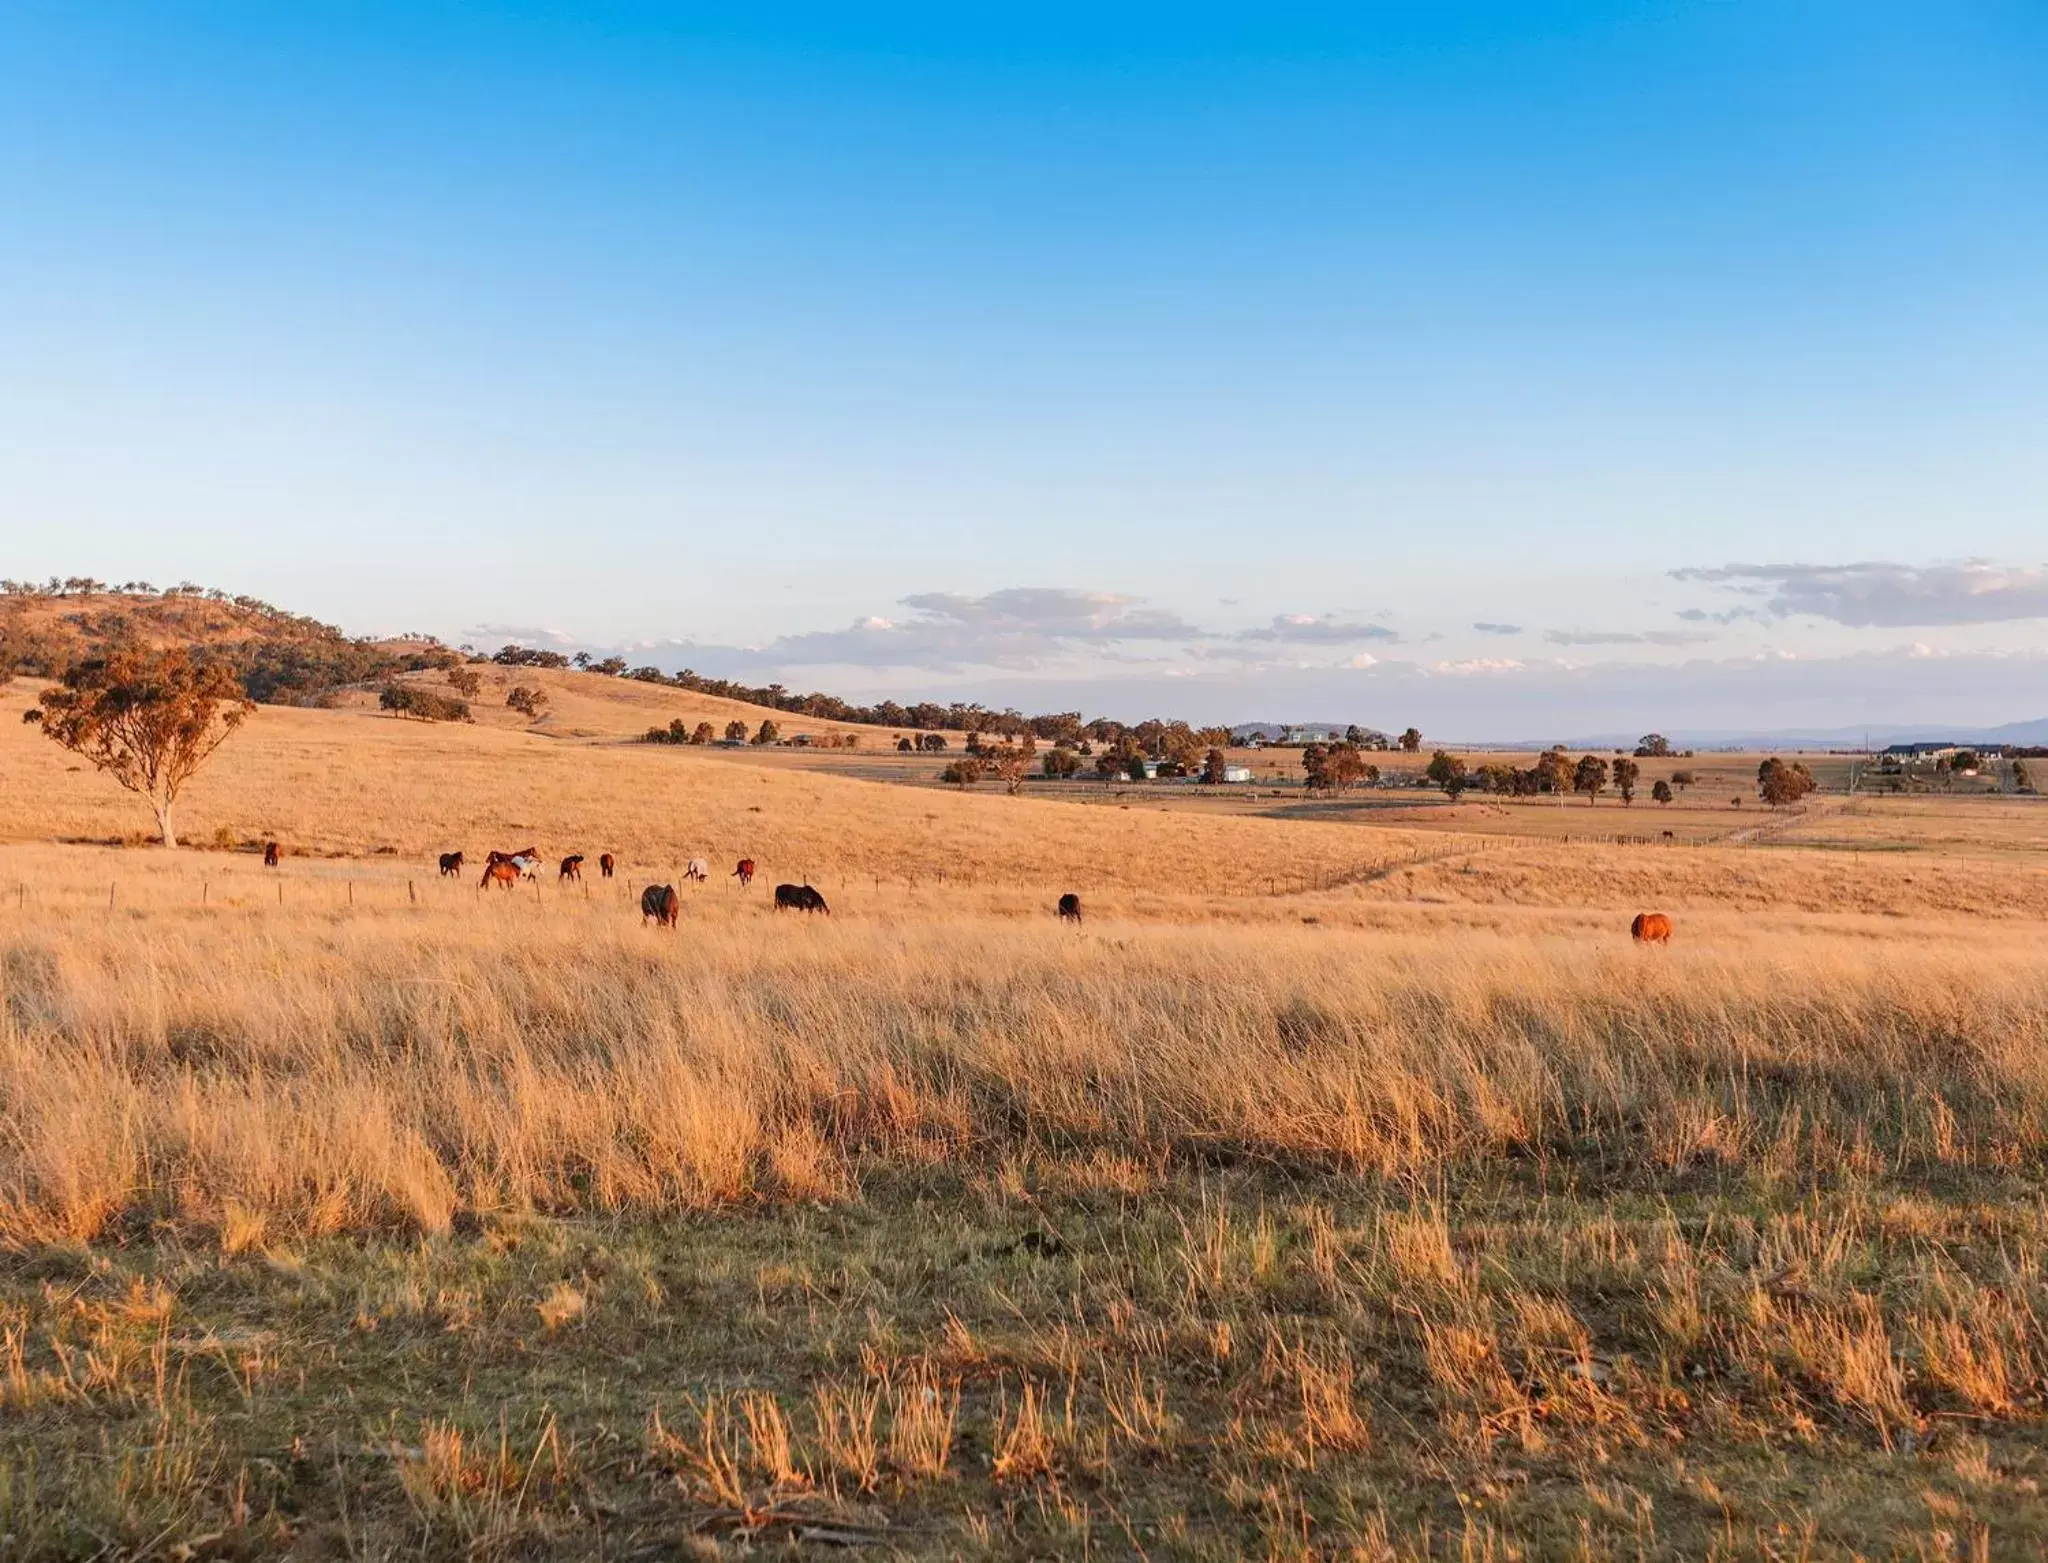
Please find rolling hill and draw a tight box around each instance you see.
[374,662,952,745]
[0,584,949,744]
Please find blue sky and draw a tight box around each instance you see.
[3,3,2045,735]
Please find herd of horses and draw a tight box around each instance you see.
[263,837,1665,942]
[415,841,1090,930]
[437,845,836,927]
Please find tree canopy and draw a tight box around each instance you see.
[1424,749,1470,797]
[1757,757,1818,807]
[1573,754,1610,804]
[1611,756,1641,804]
[27,644,254,847]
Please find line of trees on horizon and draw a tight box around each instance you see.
[490,644,1303,755]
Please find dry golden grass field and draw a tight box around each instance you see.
[3,675,2047,1560]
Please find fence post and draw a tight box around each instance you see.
[409,879,416,905]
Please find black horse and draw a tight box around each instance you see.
[773,883,829,914]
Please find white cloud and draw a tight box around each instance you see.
[1472,622,1523,636]
[1673,560,2048,627]
[1238,613,1399,645]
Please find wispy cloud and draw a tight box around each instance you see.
[1430,657,1526,675]
[1675,606,1760,625]
[1472,622,1523,636]
[467,623,582,649]
[478,587,1216,676]
[749,588,1208,672]
[1237,613,1399,645]
[1672,561,2048,627]
[896,587,1200,641]
[1544,629,1716,647]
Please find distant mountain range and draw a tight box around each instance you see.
[1534,718,2048,752]
[1232,718,2048,751]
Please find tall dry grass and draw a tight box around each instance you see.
[5,899,2044,1245]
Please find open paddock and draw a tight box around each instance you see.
[4,680,2048,1557]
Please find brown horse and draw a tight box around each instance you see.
[559,854,584,882]
[1057,893,1082,924]
[480,860,521,891]
[599,852,616,879]
[438,851,465,877]
[733,858,756,887]
[486,848,541,879]
[641,883,680,928]
[1631,912,1674,945]
[262,841,280,868]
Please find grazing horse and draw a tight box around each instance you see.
[559,854,584,882]
[641,883,680,928]
[1631,912,1674,945]
[733,858,756,887]
[774,883,829,914]
[684,857,709,882]
[1057,893,1083,925]
[438,851,465,877]
[262,841,280,868]
[480,860,521,891]
[486,848,541,879]
[599,853,615,879]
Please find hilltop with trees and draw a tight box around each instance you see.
[0,580,454,706]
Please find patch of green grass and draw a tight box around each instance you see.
[3,1162,2045,1559]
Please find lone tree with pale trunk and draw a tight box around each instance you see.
[26,645,253,847]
